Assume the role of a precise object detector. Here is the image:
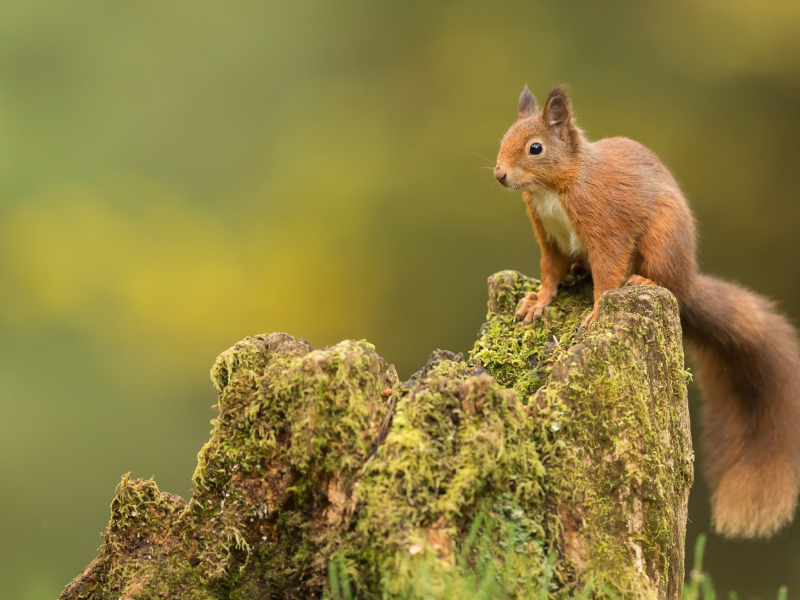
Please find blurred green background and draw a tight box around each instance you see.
[1,1,799,598]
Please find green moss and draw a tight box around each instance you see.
[348,357,572,598]
[196,335,397,596]
[61,273,691,600]
[468,272,691,598]
[472,271,593,396]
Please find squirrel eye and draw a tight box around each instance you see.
[529,143,543,155]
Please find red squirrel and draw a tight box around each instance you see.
[494,85,800,539]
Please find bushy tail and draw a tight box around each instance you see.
[681,274,800,538]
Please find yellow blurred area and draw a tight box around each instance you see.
[1,191,365,368]
[0,111,392,378]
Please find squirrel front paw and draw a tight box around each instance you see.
[514,291,553,325]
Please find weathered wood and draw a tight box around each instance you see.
[61,271,693,599]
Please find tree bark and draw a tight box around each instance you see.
[61,271,693,600]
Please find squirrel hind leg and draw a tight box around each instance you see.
[624,274,657,287]
[569,261,587,276]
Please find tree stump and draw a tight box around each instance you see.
[60,271,693,599]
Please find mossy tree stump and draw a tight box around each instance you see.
[61,271,693,600]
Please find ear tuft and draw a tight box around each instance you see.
[517,85,538,119]
[543,85,573,141]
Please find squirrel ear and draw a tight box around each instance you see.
[543,85,572,141]
[518,86,538,119]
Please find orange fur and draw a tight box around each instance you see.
[495,85,800,538]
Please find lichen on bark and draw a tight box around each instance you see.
[61,271,693,600]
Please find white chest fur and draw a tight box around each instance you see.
[529,189,586,257]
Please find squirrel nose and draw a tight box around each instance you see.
[494,166,508,184]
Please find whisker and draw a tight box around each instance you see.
[469,152,495,165]
[482,125,502,142]
[525,176,556,194]
[480,178,498,200]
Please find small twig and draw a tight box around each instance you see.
[362,394,398,475]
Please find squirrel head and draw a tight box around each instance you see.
[494,85,582,191]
